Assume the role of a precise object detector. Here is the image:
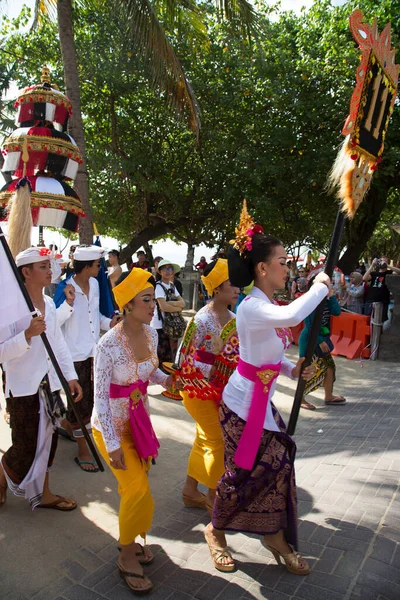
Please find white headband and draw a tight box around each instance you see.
[16,247,52,267]
[73,245,105,261]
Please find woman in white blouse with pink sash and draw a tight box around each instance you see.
[204,204,332,578]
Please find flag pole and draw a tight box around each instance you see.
[0,225,104,471]
[287,211,346,436]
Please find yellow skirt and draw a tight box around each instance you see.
[93,428,154,545]
[181,391,224,489]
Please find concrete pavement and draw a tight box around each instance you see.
[0,347,399,600]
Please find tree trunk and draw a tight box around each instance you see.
[337,184,389,273]
[144,241,154,265]
[57,0,93,244]
[184,244,195,271]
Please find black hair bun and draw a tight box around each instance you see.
[228,245,253,288]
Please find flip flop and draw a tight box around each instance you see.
[325,396,346,405]
[37,495,77,511]
[301,401,316,411]
[117,562,153,594]
[74,457,100,473]
[117,544,154,565]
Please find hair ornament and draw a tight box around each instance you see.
[230,200,264,255]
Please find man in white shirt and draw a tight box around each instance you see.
[56,245,119,472]
[0,247,82,510]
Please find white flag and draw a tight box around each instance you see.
[0,237,31,331]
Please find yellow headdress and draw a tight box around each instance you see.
[201,259,229,296]
[230,200,264,256]
[113,268,153,311]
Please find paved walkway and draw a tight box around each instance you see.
[0,348,399,600]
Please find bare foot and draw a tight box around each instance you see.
[204,522,234,567]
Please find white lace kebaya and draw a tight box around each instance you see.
[92,322,169,453]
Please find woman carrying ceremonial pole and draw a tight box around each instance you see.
[180,259,239,511]
[204,202,332,574]
[92,268,174,595]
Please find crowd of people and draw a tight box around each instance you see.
[0,226,399,595]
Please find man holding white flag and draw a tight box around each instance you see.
[0,246,82,510]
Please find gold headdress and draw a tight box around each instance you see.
[201,259,228,296]
[230,200,264,255]
[113,268,153,311]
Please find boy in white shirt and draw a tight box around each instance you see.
[0,247,82,510]
[56,245,119,472]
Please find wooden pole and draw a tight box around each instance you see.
[287,210,346,436]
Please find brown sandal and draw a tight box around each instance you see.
[117,562,153,594]
[182,492,207,509]
[37,495,77,511]
[325,396,346,405]
[265,543,311,575]
[118,544,154,565]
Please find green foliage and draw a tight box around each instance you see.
[1,0,399,265]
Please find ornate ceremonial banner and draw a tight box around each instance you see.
[330,10,399,218]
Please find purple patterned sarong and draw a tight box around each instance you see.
[212,400,298,550]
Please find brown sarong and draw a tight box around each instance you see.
[66,357,93,434]
[212,400,298,550]
[2,392,58,485]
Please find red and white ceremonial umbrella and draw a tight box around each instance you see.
[2,126,81,181]
[0,175,84,232]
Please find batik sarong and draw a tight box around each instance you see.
[212,400,298,550]
[66,357,93,436]
[304,353,336,397]
[2,383,58,509]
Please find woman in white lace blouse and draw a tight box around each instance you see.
[92,268,173,595]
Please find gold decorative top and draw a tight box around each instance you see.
[230,200,264,255]
[230,200,255,255]
[40,65,59,90]
[41,66,51,84]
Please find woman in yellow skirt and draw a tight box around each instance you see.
[181,259,240,511]
[92,268,173,594]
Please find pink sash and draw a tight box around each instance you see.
[234,359,281,470]
[109,380,160,461]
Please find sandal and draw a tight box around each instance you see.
[37,495,77,511]
[301,401,316,411]
[204,531,235,573]
[264,543,311,575]
[182,492,207,509]
[74,457,100,473]
[325,396,346,405]
[117,544,154,565]
[117,562,153,594]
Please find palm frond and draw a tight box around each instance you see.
[216,0,260,35]
[121,0,201,137]
[32,0,57,29]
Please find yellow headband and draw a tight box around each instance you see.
[113,268,153,311]
[201,259,229,296]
